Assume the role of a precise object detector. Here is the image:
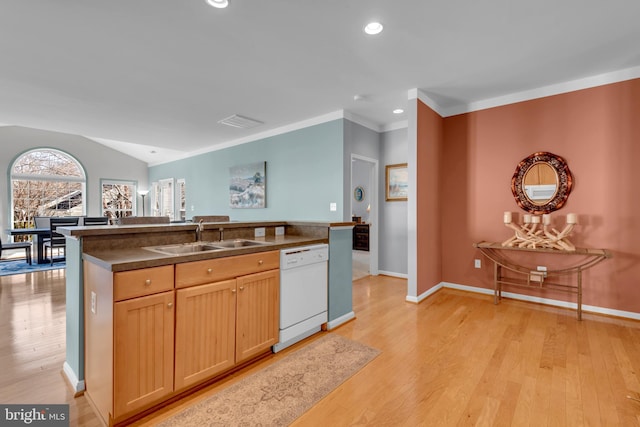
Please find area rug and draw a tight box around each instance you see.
[157,334,380,427]
[0,260,65,276]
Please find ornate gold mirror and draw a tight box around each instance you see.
[511,152,573,214]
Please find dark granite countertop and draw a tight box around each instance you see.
[83,235,328,272]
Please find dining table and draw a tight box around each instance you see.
[7,228,52,264]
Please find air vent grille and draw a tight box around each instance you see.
[217,114,264,129]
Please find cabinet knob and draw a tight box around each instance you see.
[239,286,244,291]
[258,260,264,265]
[167,302,173,308]
[144,279,152,286]
[207,268,213,273]
[231,289,236,293]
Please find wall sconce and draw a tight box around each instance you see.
[137,190,149,216]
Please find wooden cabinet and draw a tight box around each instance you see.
[235,269,279,363]
[174,252,279,385]
[113,291,174,416]
[84,250,280,426]
[353,224,370,251]
[174,279,236,390]
[84,263,175,425]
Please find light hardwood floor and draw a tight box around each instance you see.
[2,269,640,426]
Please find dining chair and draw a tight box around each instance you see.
[118,216,170,225]
[43,217,79,265]
[83,216,110,226]
[192,215,230,223]
[0,234,32,265]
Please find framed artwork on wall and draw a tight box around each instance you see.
[385,163,408,201]
[229,161,266,208]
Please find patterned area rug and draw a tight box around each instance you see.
[0,260,65,276]
[158,334,380,427]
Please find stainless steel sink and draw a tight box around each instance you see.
[144,239,271,255]
[144,242,225,255]
[211,239,271,248]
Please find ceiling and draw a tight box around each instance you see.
[2,1,640,165]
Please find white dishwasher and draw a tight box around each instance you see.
[273,244,329,352]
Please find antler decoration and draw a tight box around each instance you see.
[501,212,577,251]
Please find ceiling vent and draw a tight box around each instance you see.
[217,114,264,129]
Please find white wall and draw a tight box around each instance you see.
[0,126,149,239]
[379,127,408,275]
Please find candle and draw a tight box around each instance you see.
[531,215,541,224]
[567,213,578,224]
[542,214,551,225]
[503,211,512,224]
[523,214,532,224]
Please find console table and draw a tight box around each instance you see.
[473,242,612,320]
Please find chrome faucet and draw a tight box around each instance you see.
[219,227,224,242]
[196,219,204,241]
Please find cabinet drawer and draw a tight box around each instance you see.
[176,250,280,288]
[114,265,175,301]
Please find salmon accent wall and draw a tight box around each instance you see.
[416,100,444,295]
[439,78,640,314]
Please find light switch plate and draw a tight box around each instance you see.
[254,227,266,238]
[474,259,481,268]
[330,202,337,211]
[275,226,285,236]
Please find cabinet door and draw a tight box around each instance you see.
[175,279,237,390]
[114,291,174,418]
[236,269,279,363]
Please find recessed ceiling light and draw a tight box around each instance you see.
[206,0,228,8]
[393,109,404,114]
[364,22,383,35]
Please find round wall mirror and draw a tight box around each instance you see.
[511,152,573,214]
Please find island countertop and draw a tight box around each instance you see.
[83,235,328,272]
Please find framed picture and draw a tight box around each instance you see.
[385,163,408,201]
[354,186,365,202]
[229,161,266,208]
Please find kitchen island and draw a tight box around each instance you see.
[59,220,355,423]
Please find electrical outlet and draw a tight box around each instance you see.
[275,226,285,236]
[330,202,337,211]
[537,265,548,277]
[91,291,97,314]
[254,227,266,238]
[474,259,481,269]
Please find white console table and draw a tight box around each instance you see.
[474,242,612,320]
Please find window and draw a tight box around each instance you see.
[153,178,175,220]
[101,179,136,222]
[11,149,86,229]
[177,178,186,221]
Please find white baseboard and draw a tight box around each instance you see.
[378,270,408,279]
[63,362,85,394]
[440,281,640,321]
[327,311,356,330]
[406,283,443,303]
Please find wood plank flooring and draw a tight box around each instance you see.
[2,270,640,426]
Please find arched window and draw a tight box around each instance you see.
[10,148,86,229]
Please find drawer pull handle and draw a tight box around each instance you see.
[258,260,264,265]
[145,279,152,286]
[167,302,173,308]
[207,268,213,273]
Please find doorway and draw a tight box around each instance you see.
[350,154,378,280]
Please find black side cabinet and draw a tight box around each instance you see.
[353,224,370,251]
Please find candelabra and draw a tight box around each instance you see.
[501,211,577,251]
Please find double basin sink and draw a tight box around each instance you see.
[145,239,271,256]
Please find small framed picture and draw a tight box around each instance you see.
[385,163,408,201]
